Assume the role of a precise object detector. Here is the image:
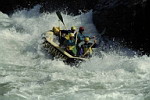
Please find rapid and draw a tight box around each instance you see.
[0,5,150,100]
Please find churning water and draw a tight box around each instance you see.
[0,5,150,100]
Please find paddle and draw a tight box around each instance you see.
[82,40,96,57]
[82,28,106,57]
[56,11,67,29]
[75,32,79,45]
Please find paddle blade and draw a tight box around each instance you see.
[56,11,65,25]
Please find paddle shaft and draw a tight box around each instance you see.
[83,42,95,57]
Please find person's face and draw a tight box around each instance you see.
[70,36,74,40]
[80,30,84,33]
[85,40,89,43]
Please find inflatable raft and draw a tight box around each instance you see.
[42,30,87,66]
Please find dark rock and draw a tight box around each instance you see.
[93,0,150,55]
[0,0,40,14]
[0,0,98,15]
[39,0,99,15]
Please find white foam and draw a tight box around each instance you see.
[0,5,150,100]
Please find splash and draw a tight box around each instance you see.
[0,5,150,100]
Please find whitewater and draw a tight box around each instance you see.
[0,5,150,100]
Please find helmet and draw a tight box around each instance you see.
[84,37,90,42]
[71,26,76,31]
[69,33,74,37]
[52,27,60,33]
[57,27,60,30]
[79,27,84,31]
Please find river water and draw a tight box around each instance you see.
[0,5,150,100]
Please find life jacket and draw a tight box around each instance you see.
[64,39,77,55]
[68,46,75,50]
[65,32,76,40]
[68,45,77,56]
[64,39,75,47]
[65,34,70,40]
[82,43,93,55]
[77,33,86,44]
